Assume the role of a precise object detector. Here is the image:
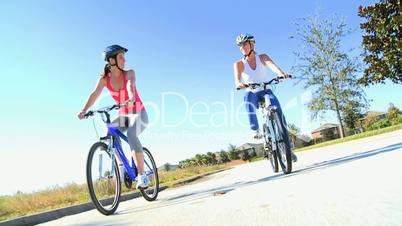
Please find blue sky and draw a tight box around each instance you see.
[0,0,400,195]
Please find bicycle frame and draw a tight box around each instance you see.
[103,121,154,181]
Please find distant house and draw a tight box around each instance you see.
[361,111,388,121]
[158,163,179,171]
[237,143,264,156]
[311,123,340,141]
[291,134,313,149]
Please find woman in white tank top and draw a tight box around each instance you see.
[233,33,290,137]
[233,33,297,162]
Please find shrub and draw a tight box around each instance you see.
[367,118,391,131]
[239,150,251,162]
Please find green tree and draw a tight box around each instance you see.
[288,123,300,147]
[219,150,230,163]
[239,149,251,162]
[179,159,190,168]
[206,152,217,165]
[364,112,379,130]
[358,0,402,85]
[292,15,368,138]
[227,144,239,160]
[342,100,365,134]
[387,103,401,125]
[200,154,210,166]
[228,150,239,160]
[194,154,203,166]
[189,159,197,167]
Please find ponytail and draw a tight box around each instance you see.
[101,63,111,78]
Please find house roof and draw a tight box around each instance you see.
[358,111,387,121]
[311,123,339,134]
[363,111,387,117]
[237,143,263,150]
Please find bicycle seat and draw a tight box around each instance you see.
[100,135,111,141]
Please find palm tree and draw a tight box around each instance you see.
[206,152,217,165]
[194,154,203,166]
[219,151,230,163]
[200,154,210,166]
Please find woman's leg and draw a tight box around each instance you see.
[244,91,260,131]
[267,90,288,127]
[126,110,149,174]
[111,116,128,165]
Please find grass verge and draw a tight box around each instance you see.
[0,165,226,221]
[294,124,402,153]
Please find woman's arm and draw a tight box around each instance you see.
[233,61,247,88]
[125,69,136,103]
[77,77,105,119]
[260,54,288,78]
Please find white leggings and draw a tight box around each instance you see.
[112,110,148,153]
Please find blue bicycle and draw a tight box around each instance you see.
[84,104,159,215]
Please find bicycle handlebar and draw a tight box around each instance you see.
[236,75,293,90]
[83,104,123,118]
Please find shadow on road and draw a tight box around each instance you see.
[117,142,402,216]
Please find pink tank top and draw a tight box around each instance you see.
[105,71,145,115]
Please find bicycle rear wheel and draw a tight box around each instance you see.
[273,112,292,174]
[139,147,159,201]
[86,142,121,215]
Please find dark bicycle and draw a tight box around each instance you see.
[238,77,293,174]
[83,104,159,215]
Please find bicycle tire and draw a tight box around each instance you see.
[86,142,121,215]
[263,123,279,172]
[139,147,159,201]
[273,112,292,174]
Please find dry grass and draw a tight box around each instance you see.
[159,165,226,187]
[0,183,89,221]
[0,165,227,221]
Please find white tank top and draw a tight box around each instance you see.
[241,54,269,92]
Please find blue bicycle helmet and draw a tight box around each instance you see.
[103,45,128,61]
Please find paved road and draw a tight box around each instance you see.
[40,130,402,226]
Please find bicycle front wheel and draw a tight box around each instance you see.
[86,142,121,215]
[273,112,292,174]
[263,123,278,172]
[140,147,159,201]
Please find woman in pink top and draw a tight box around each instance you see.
[77,45,150,189]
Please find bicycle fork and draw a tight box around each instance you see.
[107,136,117,178]
[262,94,278,153]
